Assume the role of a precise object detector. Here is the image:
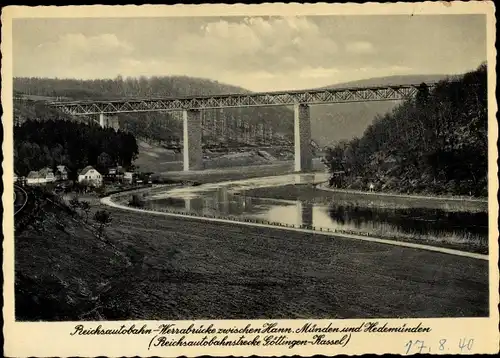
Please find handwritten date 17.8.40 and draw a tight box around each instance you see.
[405,338,474,354]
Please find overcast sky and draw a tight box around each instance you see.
[13,15,486,92]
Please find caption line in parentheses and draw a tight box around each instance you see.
[343,333,351,347]
[148,335,158,350]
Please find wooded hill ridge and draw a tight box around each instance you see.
[324,64,488,198]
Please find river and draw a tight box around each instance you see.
[138,173,488,250]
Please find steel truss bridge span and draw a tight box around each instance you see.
[48,83,436,115]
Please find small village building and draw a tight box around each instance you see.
[78,166,103,187]
[55,165,69,181]
[26,167,56,186]
[26,171,39,185]
[123,171,135,184]
[108,166,125,176]
[105,166,125,182]
[14,172,27,185]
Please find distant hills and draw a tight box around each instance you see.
[321,74,454,89]
[13,73,454,147]
[310,74,453,146]
[13,76,250,100]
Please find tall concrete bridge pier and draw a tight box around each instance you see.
[183,109,203,171]
[294,103,312,172]
[99,113,120,131]
[180,104,312,172]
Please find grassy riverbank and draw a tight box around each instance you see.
[15,187,488,321]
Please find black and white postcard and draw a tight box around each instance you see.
[2,2,498,356]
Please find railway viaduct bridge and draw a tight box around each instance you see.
[46,82,435,172]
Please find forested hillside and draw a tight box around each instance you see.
[14,99,75,126]
[324,64,488,197]
[14,76,250,99]
[14,120,138,177]
[13,76,295,144]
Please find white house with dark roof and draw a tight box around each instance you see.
[78,166,102,187]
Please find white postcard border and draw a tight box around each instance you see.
[2,2,498,357]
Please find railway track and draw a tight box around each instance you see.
[14,185,28,215]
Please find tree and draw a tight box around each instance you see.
[129,194,145,208]
[323,140,349,174]
[50,144,65,166]
[80,201,91,223]
[416,82,430,107]
[13,118,139,177]
[69,196,80,212]
[97,152,113,173]
[94,210,112,239]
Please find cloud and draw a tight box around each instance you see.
[37,33,133,58]
[66,18,299,79]
[353,66,413,76]
[345,41,375,54]
[12,18,416,91]
[299,66,340,79]
[168,17,338,73]
[16,33,135,79]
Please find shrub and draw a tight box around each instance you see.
[69,196,80,212]
[79,201,91,222]
[93,210,112,239]
[129,194,145,208]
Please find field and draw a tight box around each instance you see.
[14,187,489,321]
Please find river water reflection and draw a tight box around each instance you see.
[143,173,488,247]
